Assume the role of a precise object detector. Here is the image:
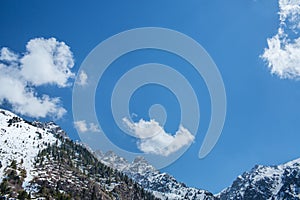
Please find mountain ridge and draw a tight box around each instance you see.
[1,108,300,200]
[218,157,300,199]
[96,150,215,200]
[0,108,157,199]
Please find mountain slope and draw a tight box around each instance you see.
[97,151,215,200]
[0,109,157,199]
[218,159,300,200]
[96,142,300,200]
[0,109,60,186]
[2,108,300,200]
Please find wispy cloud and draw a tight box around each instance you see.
[123,118,195,156]
[74,120,100,133]
[261,0,300,79]
[0,37,74,118]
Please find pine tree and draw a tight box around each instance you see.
[17,190,29,200]
[10,159,17,170]
[0,179,10,195]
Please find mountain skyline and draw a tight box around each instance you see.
[0,108,300,199]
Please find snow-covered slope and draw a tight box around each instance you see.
[0,109,60,186]
[98,150,131,172]
[2,108,300,200]
[218,158,300,200]
[97,147,300,200]
[0,109,157,199]
[97,150,215,200]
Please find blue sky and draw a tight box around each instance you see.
[1,0,300,193]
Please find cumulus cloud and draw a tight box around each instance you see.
[74,120,100,133]
[261,0,300,79]
[20,38,75,87]
[0,38,74,118]
[76,70,88,86]
[123,118,195,156]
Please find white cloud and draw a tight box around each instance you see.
[74,120,100,133]
[279,0,300,30]
[89,122,100,132]
[0,47,18,62]
[74,120,88,132]
[123,118,195,156]
[0,38,74,118]
[261,0,300,79]
[76,70,88,86]
[20,38,75,87]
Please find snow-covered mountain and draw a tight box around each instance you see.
[0,109,62,186]
[0,109,156,199]
[97,150,215,200]
[96,143,300,200]
[2,108,300,200]
[218,158,300,200]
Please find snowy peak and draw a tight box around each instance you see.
[97,144,300,200]
[133,156,148,164]
[96,150,215,200]
[97,150,130,171]
[0,109,157,199]
[219,158,300,200]
[96,150,157,174]
[31,120,67,138]
[129,156,156,174]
